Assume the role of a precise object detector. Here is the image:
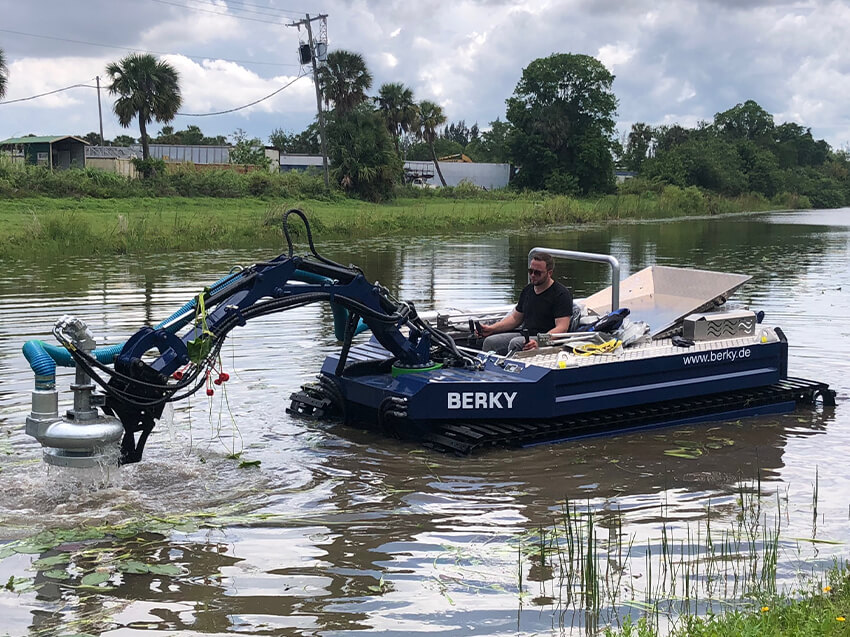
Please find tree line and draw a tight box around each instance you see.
[619,100,847,208]
[3,44,850,206]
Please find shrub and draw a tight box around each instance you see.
[132,157,167,179]
[659,185,707,216]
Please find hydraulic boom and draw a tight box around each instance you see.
[24,210,474,466]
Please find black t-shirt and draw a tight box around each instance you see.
[516,281,573,335]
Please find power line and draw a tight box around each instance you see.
[0,78,97,105]
[217,0,311,16]
[0,28,299,68]
[0,71,307,112]
[145,0,288,25]
[176,70,307,116]
[174,0,309,19]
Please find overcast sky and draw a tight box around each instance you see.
[1,0,849,149]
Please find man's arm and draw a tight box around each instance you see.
[478,309,523,337]
[521,315,571,351]
[549,315,572,334]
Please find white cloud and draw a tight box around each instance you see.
[140,1,248,47]
[381,53,399,69]
[5,57,106,108]
[677,81,697,103]
[597,43,636,70]
[3,0,850,146]
[165,56,314,117]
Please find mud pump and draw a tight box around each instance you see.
[22,210,478,468]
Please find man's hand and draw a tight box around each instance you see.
[477,322,496,337]
[522,339,539,351]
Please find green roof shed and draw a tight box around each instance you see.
[0,135,89,170]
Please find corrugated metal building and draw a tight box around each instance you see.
[279,154,325,172]
[430,162,510,190]
[131,144,280,173]
[279,155,511,190]
[132,144,231,164]
[0,135,88,170]
[85,146,140,178]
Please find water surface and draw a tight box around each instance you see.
[0,209,848,636]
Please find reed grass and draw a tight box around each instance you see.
[512,474,847,636]
[0,184,795,259]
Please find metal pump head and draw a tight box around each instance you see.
[25,316,124,468]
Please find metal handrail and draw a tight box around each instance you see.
[529,248,620,312]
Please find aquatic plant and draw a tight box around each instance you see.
[510,474,844,635]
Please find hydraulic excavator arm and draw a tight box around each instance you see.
[25,210,474,465]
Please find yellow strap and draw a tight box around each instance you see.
[194,288,214,339]
[574,339,622,357]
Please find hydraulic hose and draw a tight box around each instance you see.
[22,270,245,386]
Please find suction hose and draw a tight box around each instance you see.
[21,270,243,388]
[21,265,367,388]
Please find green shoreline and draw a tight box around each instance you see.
[0,189,799,258]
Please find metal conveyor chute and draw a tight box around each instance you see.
[582,266,751,338]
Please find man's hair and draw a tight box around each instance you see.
[530,251,555,271]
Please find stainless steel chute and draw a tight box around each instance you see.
[582,265,751,338]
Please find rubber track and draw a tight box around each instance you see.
[421,377,835,454]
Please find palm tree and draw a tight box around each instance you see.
[105,53,182,160]
[317,50,372,115]
[417,100,448,187]
[376,82,418,154]
[0,48,8,101]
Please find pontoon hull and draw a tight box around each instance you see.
[289,329,833,452]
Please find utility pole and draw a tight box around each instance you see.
[95,76,105,146]
[287,14,329,188]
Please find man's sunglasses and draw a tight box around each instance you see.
[528,268,546,275]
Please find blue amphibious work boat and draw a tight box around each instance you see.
[22,211,835,465]
[291,252,835,453]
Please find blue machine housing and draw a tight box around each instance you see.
[324,337,784,420]
[303,332,816,452]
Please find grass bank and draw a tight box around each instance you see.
[0,186,800,259]
[608,571,850,636]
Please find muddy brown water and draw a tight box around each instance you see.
[0,209,848,635]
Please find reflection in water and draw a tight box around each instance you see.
[0,209,848,635]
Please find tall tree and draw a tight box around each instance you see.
[465,118,512,163]
[317,50,372,115]
[506,53,618,194]
[417,100,448,187]
[714,100,774,142]
[269,124,320,154]
[441,120,471,146]
[153,124,225,145]
[106,53,182,160]
[623,122,653,172]
[230,128,270,167]
[112,134,137,146]
[376,82,418,154]
[0,48,7,100]
[326,105,402,202]
[80,131,101,145]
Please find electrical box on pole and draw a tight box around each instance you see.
[299,44,312,65]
